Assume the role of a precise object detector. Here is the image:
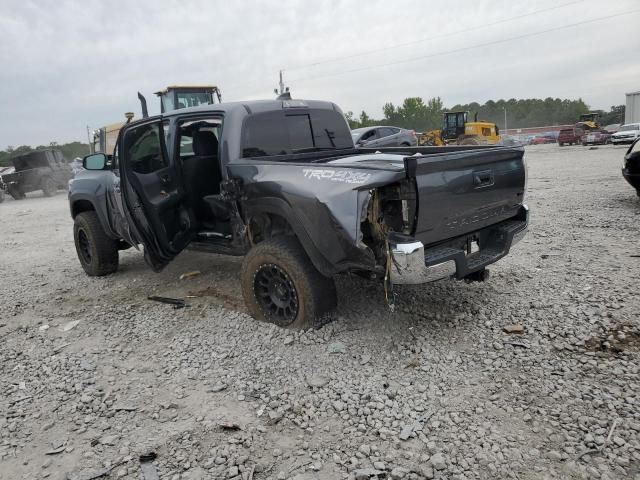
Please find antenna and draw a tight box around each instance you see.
[275,70,291,99]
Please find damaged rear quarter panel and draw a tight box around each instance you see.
[227,160,405,272]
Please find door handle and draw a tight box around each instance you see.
[473,170,494,188]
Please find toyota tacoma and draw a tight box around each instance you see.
[69,99,528,327]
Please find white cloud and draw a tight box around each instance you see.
[1,0,638,146]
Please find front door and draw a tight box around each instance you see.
[119,118,195,270]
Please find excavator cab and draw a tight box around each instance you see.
[577,112,600,131]
[442,111,468,142]
[154,86,222,113]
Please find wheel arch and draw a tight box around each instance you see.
[71,198,96,218]
[242,198,336,277]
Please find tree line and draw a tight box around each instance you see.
[0,99,626,167]
[346,97,625,132]
[0,142,90,167]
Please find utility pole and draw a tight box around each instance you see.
[503,107,507,134]
[86,126,92,153]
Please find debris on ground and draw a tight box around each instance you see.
[147,295,187,309]
[179,270,201,280]
[503,324,525,334]
[58,320,80,332]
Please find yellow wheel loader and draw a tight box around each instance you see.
[91,85,221,154]
[417,111,500,146]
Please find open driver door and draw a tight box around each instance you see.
[118,118,195,271]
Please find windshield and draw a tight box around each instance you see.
[621,124,640,131]
[176,92,212,109]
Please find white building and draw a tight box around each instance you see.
[626,91,640,124]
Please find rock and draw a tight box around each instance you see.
[354,468,384,479]
[399,425,413,441]
[208,383,228,393]
[419,464,434,479]
[547,450,562,461]
[359,444,371,456]
[390,466,409,479]
[80,394,92,404]
[227,466,239,478]
[306,374,329,388]
[99,434,118,446]
[373,461,386,471]
[612,436,625,447]
[327,342,346,354]
[430,452,446,471]
[284,336,294,346]
[268,409,284,424]
[332,400,345,412]
[503,324,525,334]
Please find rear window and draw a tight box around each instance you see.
[241,109,353,157]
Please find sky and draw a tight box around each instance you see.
[1,0,639,147]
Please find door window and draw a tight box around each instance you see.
[482,127,491,136]
[123,123,168,174]
[378,128,395,138]
[360,129,378,141]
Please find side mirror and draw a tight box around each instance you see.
[83,153,107,170]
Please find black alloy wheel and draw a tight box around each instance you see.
[254,263,299,326]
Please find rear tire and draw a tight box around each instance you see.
[241,236,337,329]
[73,211,119,276]
[42,177,57,197]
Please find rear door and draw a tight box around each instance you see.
[377,127,397,146]
[119,118,195,270]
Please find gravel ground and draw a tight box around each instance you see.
[1,143,639,480]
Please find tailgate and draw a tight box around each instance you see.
[405,147,526,245]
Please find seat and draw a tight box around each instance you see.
[181,130,221,223]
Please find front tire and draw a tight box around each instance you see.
[42,177,57,197]
[8,185,25,200]
[73,211,119,276]
[241,236,337,329]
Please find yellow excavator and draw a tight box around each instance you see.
[91,85,222,154]
[418,111,500,146]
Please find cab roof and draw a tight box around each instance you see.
[161,99,341,118]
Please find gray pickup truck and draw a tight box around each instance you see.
[3,149,72,199]
[69,99,528,327]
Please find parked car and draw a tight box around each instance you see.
[623,138,640,197]
[352,126,417,147]
[68,98,528,328]
[558,127,584,146]
[603,124,621,134]
[581,130,611,146]
[532,134,556,145]
[612,123,640,145]
[2,149,73,199]
[500,135,525,147]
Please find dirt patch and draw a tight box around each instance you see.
[584,325,640,354]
